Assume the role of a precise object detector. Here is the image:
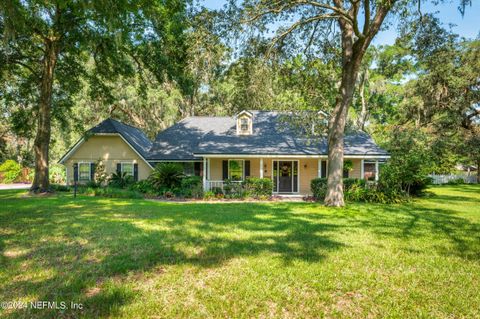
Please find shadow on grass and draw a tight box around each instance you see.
[0,194,342,318]
[0,185,479,318]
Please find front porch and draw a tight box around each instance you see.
[201,156,384,195]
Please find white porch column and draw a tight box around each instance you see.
[203,158,207,189]
[361,159,364,180]
[207,158,211,180]
[317,159,321,177]
[375,160,379,181]
[260,158,264,178]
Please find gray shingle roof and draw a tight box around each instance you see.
[89,118,152,159]
[148,111,388,160]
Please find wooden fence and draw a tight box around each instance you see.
[429,174,478,184]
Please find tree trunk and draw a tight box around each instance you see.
[477,159,480,184]
[324,62,358,206]
[30,40,59,193]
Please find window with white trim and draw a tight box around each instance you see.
[121,162,134,177]
[363,161,376,181]
[228,160,244,181]
[79,162,91,181]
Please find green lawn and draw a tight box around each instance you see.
[0,186,479,318]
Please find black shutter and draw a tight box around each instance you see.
[73,163,78,182]
[133,164,138,181]
[116,163,121,174]
[90,163,95,181]
[321,161,327,178]
[194,162,201,176]
[222,160,228,180]
[245,160,250,178]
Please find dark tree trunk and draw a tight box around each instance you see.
[30,40,59,193]
[324,62,358,206]
[477,159,480,184]
[324,1,391,207]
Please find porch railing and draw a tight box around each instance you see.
[204,180,243,192]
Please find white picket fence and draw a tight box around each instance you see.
[429,174,477,185]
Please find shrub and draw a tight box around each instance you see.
[94,187,143,199]
[203,190,215,200]
[149,163,184,190]
[311,178,328,201]
[446,178,464,185]
[0,160,22,183]
[180,176,203,198]
[129,179,156,195]
[49,164,66,184]
[310,177,404,204]
[243,177,273,199]
[94,160,109,186]
[50,184,71,192]
[222,179,245,199]
[211,187,223,195]
[109,172,134,188]
[343,178,366,192]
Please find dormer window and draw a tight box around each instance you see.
[236,110,253,135]
[240,118,249,131]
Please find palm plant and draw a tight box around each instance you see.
[149,163,184,190]
[109,172,134,188]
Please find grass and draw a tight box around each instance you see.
[0,185,479,318]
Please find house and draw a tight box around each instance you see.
[59,111,390,195]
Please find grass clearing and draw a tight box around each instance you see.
[0,185,479,318]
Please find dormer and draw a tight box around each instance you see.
[236,110,253,135]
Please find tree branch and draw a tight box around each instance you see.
[363,0,370,34]
[267,13,340,55]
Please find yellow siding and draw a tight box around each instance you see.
[348,158,362,179]
[64,135,152,184]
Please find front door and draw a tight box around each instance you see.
[273,160,299,193]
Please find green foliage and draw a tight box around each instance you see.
[94,160,109,186]
[446,178,465,185]
[76,185,143,199]
[311,178,328,201]
[0,160,22,183]
[343,160,354,172]
[49,164,66,184]
[50,184,71,192]
[129,180,157,195]
[149,163,184,190]
[222,179,245,199]
[109,172,134,189]
[311,177,406,204]
[180,176,203,199]
[378,128,434,196]
[93,187,143,199]
[203,190,216,200]
[243,177,273,199]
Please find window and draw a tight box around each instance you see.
[79,162,91,181]
[240,118,249,132]
[121,162,134,177]
[237,113,252,135]
[363,161,376,181]
[228,160,244,181]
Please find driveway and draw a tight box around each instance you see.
[0,184,31,190]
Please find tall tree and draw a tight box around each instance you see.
[0,0,189,192]
[230,0,470,206]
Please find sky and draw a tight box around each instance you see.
[202,0,480,45]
